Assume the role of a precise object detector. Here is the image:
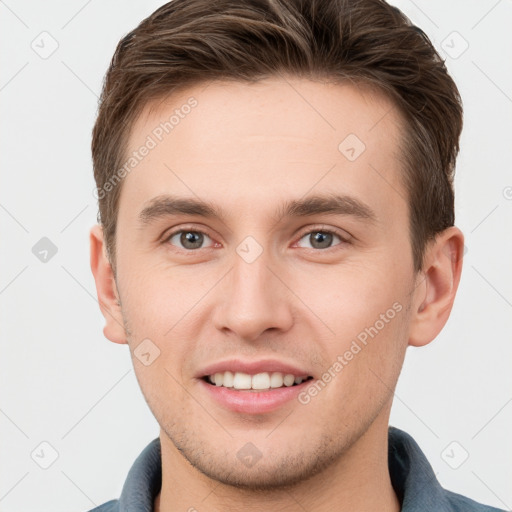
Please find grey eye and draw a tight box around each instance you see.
[297,230,342,250]
[168,230,212,250]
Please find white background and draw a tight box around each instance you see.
[0,0,511,510]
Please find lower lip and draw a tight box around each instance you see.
[198,378,312,414]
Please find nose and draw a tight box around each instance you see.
[212,245,294,342]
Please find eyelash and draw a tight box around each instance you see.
[162,225,351,252]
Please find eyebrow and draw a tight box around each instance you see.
[138,193,377,226]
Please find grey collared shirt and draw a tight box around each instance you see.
[88,427,505,511]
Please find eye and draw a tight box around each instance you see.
[295,228,347,250]
[166,229,215,251]
[163,226,349,252]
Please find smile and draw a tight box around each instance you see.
[203,371,313,391]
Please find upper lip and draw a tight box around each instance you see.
[196,358,313,379]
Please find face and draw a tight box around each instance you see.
[111,78,420,488]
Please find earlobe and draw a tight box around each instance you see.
[89,225,127,344]
[408,227,464,347]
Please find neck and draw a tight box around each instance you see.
[154,413,399,512]
[154,415,400,512]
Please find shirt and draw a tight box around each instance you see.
[88,426,505,512]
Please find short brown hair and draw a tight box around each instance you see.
[92,0,463,272]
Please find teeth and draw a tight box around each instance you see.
[233,372,252,389]
[283,374,295,386]
[223,371,234,387]
[214,372,224,386]
[252,372,270,390]
[270,372,283,388]
[207,371,309,390]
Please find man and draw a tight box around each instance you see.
[88,0,504,510]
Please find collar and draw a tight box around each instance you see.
[113,427,494,511]
[388,426,452,511]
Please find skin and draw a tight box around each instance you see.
[90,77,464,512]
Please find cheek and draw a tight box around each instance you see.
[312,301,409,424]
[118,259,208,334]
[117,262,219,386]
[296,259,411,391]
[130,355,190,431]
[296,258,408,332]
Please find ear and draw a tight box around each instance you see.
[408,226,464,347]
[89,225,127,344]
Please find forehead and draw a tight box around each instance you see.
[121,77,406,223]
[132,77,402,154]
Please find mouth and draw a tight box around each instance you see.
[198,370,315,414]
[196,359,316,414]
[201,371,314,391]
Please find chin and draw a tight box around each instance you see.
[167,427,346,492]
[193,457,328,491]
